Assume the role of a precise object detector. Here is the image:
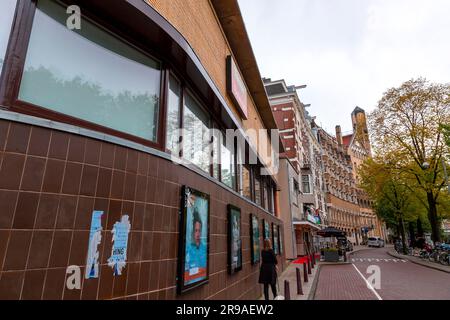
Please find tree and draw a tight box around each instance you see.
[369,78,450,243]
[359,158,424,253]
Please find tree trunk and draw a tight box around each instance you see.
[427,192,441,243]
[417,217,423,237]
[408,222,415,247]
[399,216,408,255]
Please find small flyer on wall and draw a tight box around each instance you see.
[108,215,131,276]
[85,210,104,279]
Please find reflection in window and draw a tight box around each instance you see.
[242,166,252,200]
[254,176,261,206]
[183,93,210,173]
[263,182,269,210]
[166,75,181,152]
[212,128,221,179]
[0,0,17,74]
[221,135,235,189]
[19,0,161,141]
[302,175,311,194]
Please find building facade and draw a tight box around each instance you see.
[0,0,285,300]
[263,78,325,258]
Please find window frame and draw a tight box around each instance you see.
[1,0,168,150]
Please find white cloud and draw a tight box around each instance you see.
[238,0,450,133]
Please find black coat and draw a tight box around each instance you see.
[258,249,278,285]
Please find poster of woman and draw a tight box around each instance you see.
[272,223,279,255]
[250,214,261,264]
[228,205,242,274]
[264,220,270,240]
[178,186,210,293]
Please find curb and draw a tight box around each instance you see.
[308,264,322,300]
[387,251,450,274]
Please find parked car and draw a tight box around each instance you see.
[368,237,385,248]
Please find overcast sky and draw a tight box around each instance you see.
[238,0,450,134]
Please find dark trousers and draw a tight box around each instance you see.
[263,283,277,300]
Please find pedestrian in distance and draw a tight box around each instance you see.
[259,238,278,300]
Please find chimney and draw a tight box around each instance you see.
[336,125,343,145]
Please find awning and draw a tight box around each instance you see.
[293,221,322,231]
[316,227,347,237]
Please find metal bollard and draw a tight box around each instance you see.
[303,262,308,283]
[296,267,303,295]
[344,251,347,262]
[284,280,291,300]
[307,257,312,275]
[311,254,315,268]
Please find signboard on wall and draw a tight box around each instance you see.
[226,55,248,119]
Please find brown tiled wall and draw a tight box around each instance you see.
[0,120,284,300]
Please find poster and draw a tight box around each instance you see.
[108,215,131,276]
[178,186,210,294]
[272,223,279,255]
[250,214,260,265]
[85,210,104,279]
[228,205,242,274]
[264,220,270,240]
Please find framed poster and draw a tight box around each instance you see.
[228,205,242,274]
[250,214,261,265]
[272,223,279,255]
[278,225,283,255]
[177,186,210,294]
[263,219,270,240]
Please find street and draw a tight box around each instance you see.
[314,247,450,300]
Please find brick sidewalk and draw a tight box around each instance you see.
[313,264,378,300]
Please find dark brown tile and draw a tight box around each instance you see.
[42,159,65,193]
[135,175,147,202]
[35,193,60,229]
[151,233,161,260]
[138,262,150,293]
[143,204,154,232]
[67,135,86,162]
[161,206,171,233]
[106,200,122,230]
[27,231,53,269]
[147,292,157,300]
[113,146,127,171]
[128,232,142,263]
[81,276,99,300]
[0,191,18,228]
[0,153,25,189]
[0,120,10,151]
[5,123,30,154]
[101,231,113,265]
[122,201,134,227]
[148,156,158,177]
[123,173,136,200]
[74,197,95,230]
[84,139,101,165]
[0,230,11,269]
[96,168,112,198]
[68,231,89,266]
[112,267,128,298]
[20,156,46,192]
[145,176,157,203]
[148,261,160,291]
[42,268,66,300]
[13,192,39,229]
[0,271,25,300]
[3,230,32,271]
[80,165,99,196]
[137,153,149,176]
[98,264,114,300]
[160,233,170,260]
[55,196,77,229]
[125,263,140,296]
[141,232,152,261]
[61,162,82,195]
[99,143,114,168]
[110,171,125,199]
[133,203,145,231]
[153,206,164,232]
[48,231,72,268]
[27,126,51,157]
[48,131,69,160]
[126,150,138,173]
[21,269,46,300]
[158,260,168,289]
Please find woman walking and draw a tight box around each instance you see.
[259,239,278,300]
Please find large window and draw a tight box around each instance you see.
[166,75,181,153]
[183,92,210,173]
[241,165,252,200]
[302,174,311,194]
[0,0,17,74]
[254,175,261,206]
[19,0,161,141]
[221,134,235,189]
